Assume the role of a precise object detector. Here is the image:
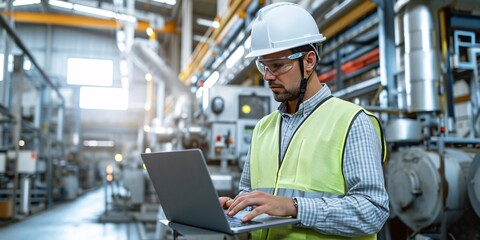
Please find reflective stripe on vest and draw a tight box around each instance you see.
[253,188,341,198]
[250,97,385,240]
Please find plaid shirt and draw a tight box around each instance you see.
[239,84,389,236]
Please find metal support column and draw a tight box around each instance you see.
[156,79,166,123]
[375,0,397,107]
[45,25,52,73]
[72,86,81,153]
[33,85,44,168]
[11,54,25,219]
[56,105,64,159]
[181,0,193,71]
[335,48,343,91]
[41,86,54,207]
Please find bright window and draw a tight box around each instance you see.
[0,54,14,81]
[67,58,113,86]
[79,86,128,110]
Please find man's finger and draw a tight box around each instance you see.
[242,206,264,222]
[228,195,254,216]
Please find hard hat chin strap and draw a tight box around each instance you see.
[293,51,313,113]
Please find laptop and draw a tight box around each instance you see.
[141,149,300,234]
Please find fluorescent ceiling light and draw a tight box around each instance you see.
[196,18,219,28]
[152,0,176,6]
[244,35,251,49]
[204,71,219,88]
[115,13,136,23]
[48,0,73,9]
[325,0,352,19]
[13,0,40,6]
[23,59,31,71]
[226,46,244,69]
[83,140,115,147]
[74,4,115,18]
[49,1,135,22]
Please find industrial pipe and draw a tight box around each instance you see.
[403,1,441,113]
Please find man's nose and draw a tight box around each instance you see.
[263,68,275,80]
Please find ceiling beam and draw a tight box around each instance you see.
[1,11,177,34]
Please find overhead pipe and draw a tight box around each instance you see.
[320,0,377,39]
[130,40,190,95]
[196,2,251,80]
[216,15,244,48]
[180,0,252,83]
[318,48,379,82]
[202,16,245,71]
[130,39,192,121]
[321,18,378,57]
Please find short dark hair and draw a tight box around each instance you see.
[293,43,322,63]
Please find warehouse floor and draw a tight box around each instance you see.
[0,188,143,240]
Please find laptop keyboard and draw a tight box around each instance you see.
[226,215,261,227]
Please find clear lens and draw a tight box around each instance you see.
[256,60,266,75]
[256,52,307,76]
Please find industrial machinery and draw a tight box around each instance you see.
[469,152,480,220]
[379,1,480,239]
[201,85,276,194]
[202,85,276,167]
[386,148,473,231]
[131,1,480,239]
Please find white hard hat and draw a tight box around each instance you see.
[245,2,326,58]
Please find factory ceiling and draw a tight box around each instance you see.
[0,0,218,51]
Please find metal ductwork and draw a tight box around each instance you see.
[403,1,441,113]
[385,118,422,143]
[130,39,197,148]
[130,39,193,121]
[130,39,191,95]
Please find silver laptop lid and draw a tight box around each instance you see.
[141,149,232,233]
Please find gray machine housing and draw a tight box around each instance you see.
[203,85,277,162]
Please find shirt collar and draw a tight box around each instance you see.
[278,83,331,117]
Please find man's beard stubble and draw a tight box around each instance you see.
[272,87,299,103]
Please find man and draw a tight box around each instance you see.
[219,2,389,239]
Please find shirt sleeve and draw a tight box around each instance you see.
[238,151,252,194]
[296,112,389,236]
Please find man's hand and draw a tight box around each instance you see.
[219,196,234,209]
[226,191,297,222]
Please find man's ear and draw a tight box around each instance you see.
[304,51,317,71]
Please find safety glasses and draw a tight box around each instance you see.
[255,52,307,76]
